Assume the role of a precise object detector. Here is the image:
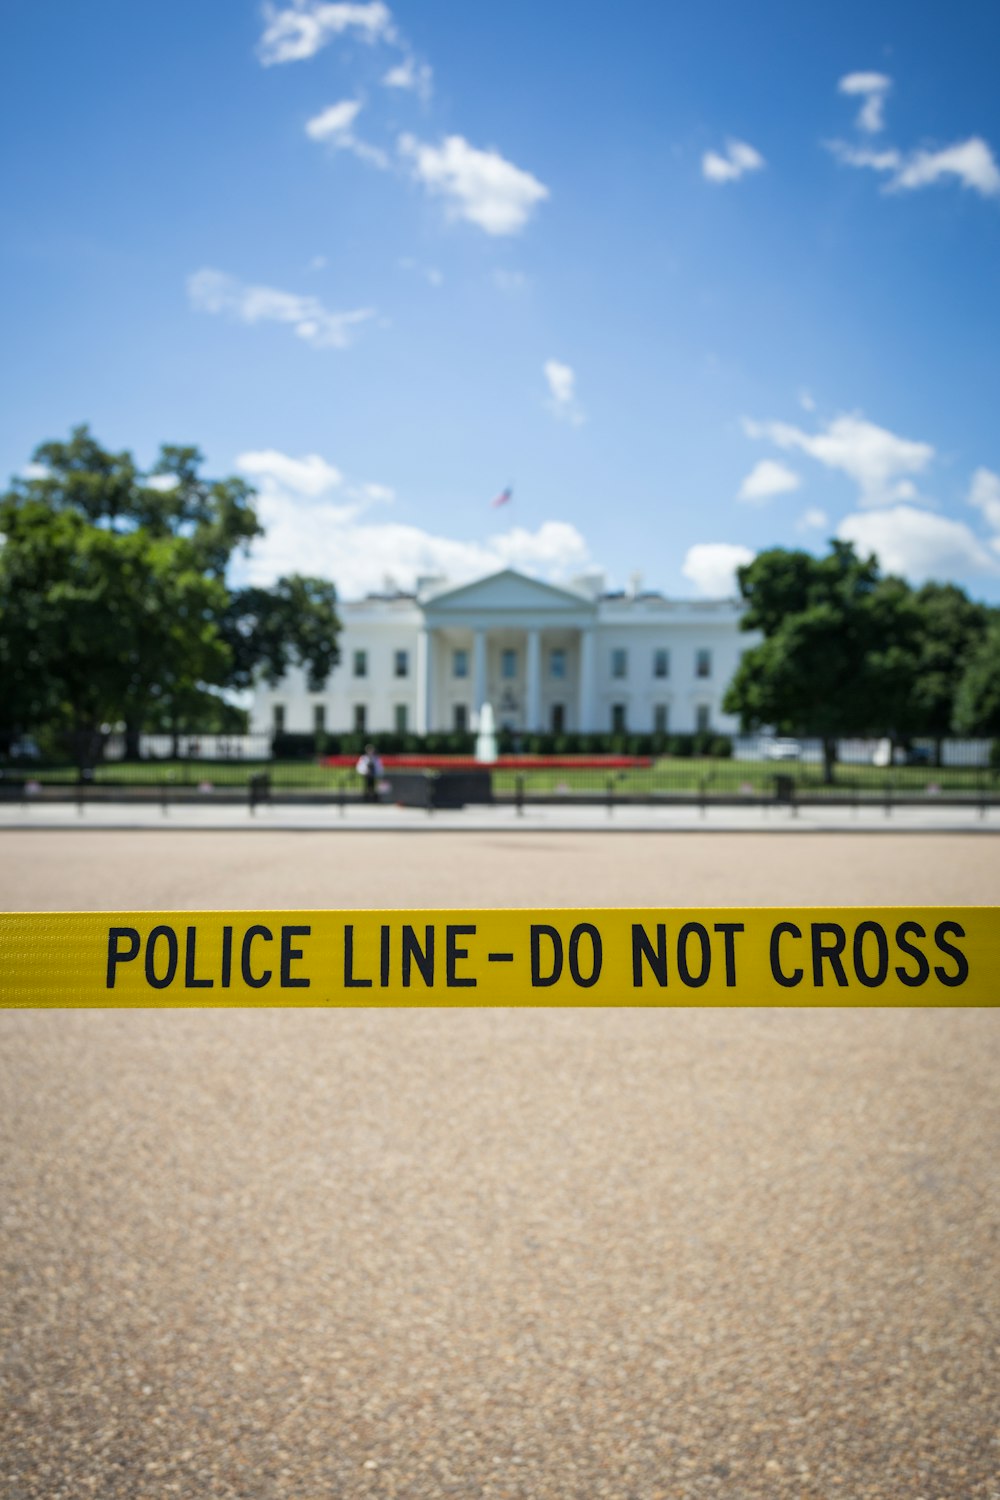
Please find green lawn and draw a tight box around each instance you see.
[4,754,994,798]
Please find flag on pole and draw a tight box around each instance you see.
[491,486,513,508]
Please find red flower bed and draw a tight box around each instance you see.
[321,754,653,770]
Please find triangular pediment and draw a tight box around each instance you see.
[423,568,594,617]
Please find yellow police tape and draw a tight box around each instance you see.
[1,908,997,1006]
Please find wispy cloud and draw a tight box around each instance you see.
[796,506,829,533]
[682,543,754,597]
[306,99,362,140]
[969,467,1000,534]
[305,99,389,167]
[398,133,549,235]
[736,459,802,504]
[702,139,765,184]
[829,135,1000,197]
[383,54,432,102]
[258,1,394,65]
[188,268,375,350]
[829,75,1000,198]
[742,411,934,507]
[544,359,584,426]
[492,269,529,294]
[398,257,444,287]
[838,71,892,133]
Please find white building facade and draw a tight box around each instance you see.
[250,569,758,739]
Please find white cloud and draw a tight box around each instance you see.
[682,542,755,597]
[234,449,588,595]
[19,462,50,481]
[246,501,589,596]
[969,467,1000,531]
[736,459,801,504]
[398,132,549,235]
[237,450,344,496]
[349,481,395,505]
[828,135,1000,198]
[383,55,432,101]
[188,268,375,350]
[798,390,816,412]
[742,411,934,507]
[306,99,362,140]
[305,99,389,167]
[894,137,1000,197]
[796,507,829,533]
[701,139,765,184]
[145,473,180,492]
[827,141,903,174]
[838,505,997,582]
[491,522,589,572]
[838,71,892,133]
[258,1,394,65]
[543,359,584,425]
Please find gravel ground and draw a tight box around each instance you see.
[1,828,999,908]
[1,1008,998,1499]
[2,832,998,1498]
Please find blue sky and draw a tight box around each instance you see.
[3,0,1000,600]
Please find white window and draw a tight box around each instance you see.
[501,648,518,679]
[696,704,711,732]
[394,703,408,734]
[654,648,669,679]
[611,703,627,733]
[313,704,326,734]
[453,649,468,679]
[611,648,627,679]
[394,650,409,678]
[353,649,367,678]
[550,648,566,679]
[454,704,468,732]
[653,703,668,735]
[272,704,285,733]
[696,649,711,679]
[354,704,367,734]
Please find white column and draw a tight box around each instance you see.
[578,627,596,732]
[415,627,431,735]
[473,628,487,719]
[526,628,541,733]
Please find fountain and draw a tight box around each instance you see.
[475,701,498,763]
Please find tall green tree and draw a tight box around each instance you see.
[907,582,989,759]
[952,612,1000,737]
[723,541,921,783]
[0,425,341,762]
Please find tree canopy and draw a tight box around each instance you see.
[0,425,341,759]
[723,540,926,781]
[953,615,1000,736]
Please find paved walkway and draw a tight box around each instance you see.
[1,796,996,834]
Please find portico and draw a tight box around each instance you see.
[417,572,599,735]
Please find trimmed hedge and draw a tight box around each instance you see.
[271,728,734,760]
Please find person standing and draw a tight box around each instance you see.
[356,743,383,802]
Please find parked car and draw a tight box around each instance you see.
[764,738,802,761]
[8,737,41,760]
